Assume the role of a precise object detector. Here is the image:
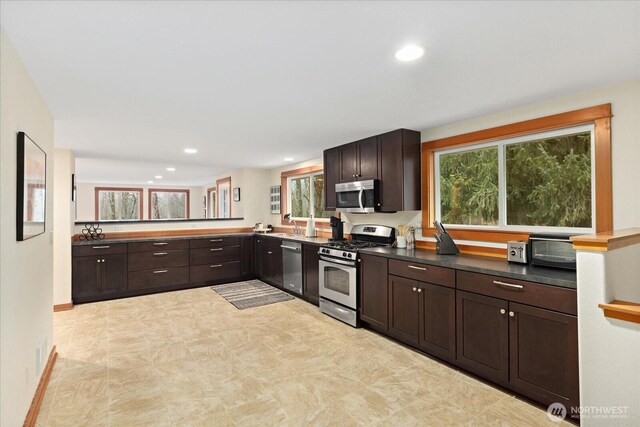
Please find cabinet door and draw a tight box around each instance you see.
[339,143,358,182]
[359,254,388,331]
[356,136,378,180]
[255,238,264,279]
[509,302,579,411]
[323,148,340,210]
[387,275,419,345]
[240,236,255,278]
[378,130,404,212]
[303,245,320,305]
[102,253,128,293]
[72,256,102,299]
[456,290,509,384]
[270,245,283,287]
[419,283,455,362]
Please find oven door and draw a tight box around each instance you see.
[319,257,357,309]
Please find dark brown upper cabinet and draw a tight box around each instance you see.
[323,129,420,212]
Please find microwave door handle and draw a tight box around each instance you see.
[359,188,364,210]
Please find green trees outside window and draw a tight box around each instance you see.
[150,191,188,219]
[289,172,333,219]
[98,190,140,220]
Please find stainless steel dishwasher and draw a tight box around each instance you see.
[281,241,303,295]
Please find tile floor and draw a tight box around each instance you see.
[38,285,571,426]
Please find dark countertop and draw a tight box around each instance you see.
[259,233,330,246]
[360,247,577,290]
[72,233,255,246]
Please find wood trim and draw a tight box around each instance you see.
[281,165,323,178]
[594,117,612,232]
[147,188,190,219]
[206,187,216,218]
[421,103,613,247]
[53,303,73,312]
[94,187,144,220]
[598,300,640,324]
[415,240,507,258]
[424,104,611,150]
[216,177,232,218]
[572,228,640,252]
[23,346,57,427]
[72,226,253,241]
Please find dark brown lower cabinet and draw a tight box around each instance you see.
[256,238,282,288]
[419,283,456,362]
[509,302,579,411]
[359,254,388,331]
[303,244,320,305]
[72,253,127,303]
[388,275,420,345]
[128,266,189,290]
[240,236,255,278]
[456,290,510,384]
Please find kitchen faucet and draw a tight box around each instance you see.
[284,213,301,235]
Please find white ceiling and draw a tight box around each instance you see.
[2,1,639,185]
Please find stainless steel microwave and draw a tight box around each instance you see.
[528,233,577,270]
[335,179,379,213]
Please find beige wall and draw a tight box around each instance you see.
[420,79,640,237]
[75,182,205,221]
[53,149,75,305]
[0,29,55,426]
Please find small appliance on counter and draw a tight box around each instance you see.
[329,215,344,241]
[507,241,528,264]
[528,233,577,270]
[433,220,459,255]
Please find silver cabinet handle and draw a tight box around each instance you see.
[210,239,223,242]
[97,259,101,263]
[153,252,168,256]
[267,251,273,255]
[102,259,105,262]
[153,242,168,246]
[412,287,417,291]
[500,309,506,315]
[493,280,524,290]
[210,248,223,252]
[153,270,168,274]
[408,265,427,271]
[417,288,422,293]
[92,246,110,249]
[210,264,222,268]
[509,311,515,317]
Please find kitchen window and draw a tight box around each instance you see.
[422,103,612,245]
[95,187,142,220]
[287,172,333,219]
[149,189,190,219]
[435,125,594,232]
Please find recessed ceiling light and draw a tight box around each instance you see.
[395,45,424,62]
[166,167,176,172]
[155,175,163,179]
[147,180,154,184]
[284,157,294,161]
[184,148,198,154]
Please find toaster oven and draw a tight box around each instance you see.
[528,233,577,270]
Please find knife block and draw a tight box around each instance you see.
[436,233,460,255]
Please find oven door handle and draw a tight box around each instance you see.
[319,255,356,267]
[359,188,364,211]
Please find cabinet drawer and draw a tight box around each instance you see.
[73,243,127,257]
[190,236,240,248]
[128,267,189,290]
[190,245,240,265]
[128,249,189,272]
[457,271,577,315]
[190,261,241,284]
[388,259,455,288]
[128,239,189,253]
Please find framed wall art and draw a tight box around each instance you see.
[233,187,241,202]
[16,131,47,241]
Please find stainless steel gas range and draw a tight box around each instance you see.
[318,224,395,327]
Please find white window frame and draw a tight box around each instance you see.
[287,171,326,220]
[434,124,595,234]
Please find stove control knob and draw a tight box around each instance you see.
[342,252,347,257]
[347,253,352,258]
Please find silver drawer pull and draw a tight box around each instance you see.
[493,280,524,290]
[210,264,222,268]
[210,239,223,242]
[92,246,110,249]
[153,270,168,274]
[281,245,299,250]
[408,265,427,271]
[267,251,273,255]
[210,248,223,252]
[153,252,168,256]
[153,242,168,246]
